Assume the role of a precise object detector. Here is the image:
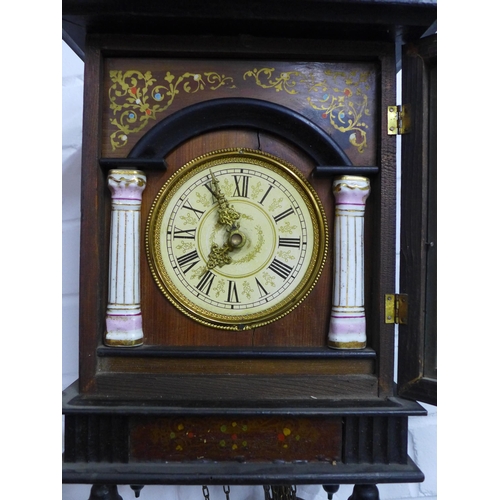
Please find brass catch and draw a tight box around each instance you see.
[385,294,408,324]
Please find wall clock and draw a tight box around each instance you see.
[145,148,328,331]
[61,2,437,499]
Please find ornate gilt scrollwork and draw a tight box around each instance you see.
[108,70,235,151]
[244,67,371,153]
[108,66,372,153]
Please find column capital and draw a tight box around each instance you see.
[107,170,146,201]
[333,176,370,206]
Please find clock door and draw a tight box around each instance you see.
[398,33,437,406]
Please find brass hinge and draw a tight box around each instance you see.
[385,294,408,324]
[387,105,411,135]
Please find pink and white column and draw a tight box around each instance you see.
[104,170,147,347]
[328,176,370,349]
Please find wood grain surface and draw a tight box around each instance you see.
[78,35,396,401]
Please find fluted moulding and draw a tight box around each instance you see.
[105,170,147,347]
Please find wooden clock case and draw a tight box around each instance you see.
[62,1,437,497]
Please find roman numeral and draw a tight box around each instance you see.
[273,207,294,223]
[259,185,273,205]
[278,237,301,248]
[173,226,196,239]
[177,250,200,274]
[204,181,217,202]
[255,278,269,298]
[226,280,240,303]
[183,200,204,220]
[268,258,293,280]
[233,175,249,198]
[196,270,216,296]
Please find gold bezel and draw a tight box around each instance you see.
[145,148,328,330]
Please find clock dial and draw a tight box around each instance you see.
[146,148,328,330]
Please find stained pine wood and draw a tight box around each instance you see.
[77,33,397,401]
[370,51,397,398]
[78,39,107,393]
[139,130,259,348]
[92,373,379,401]
[101,58,379,166]
[100,357,375,376]
[63,0,438,58]
[398,35,437,406]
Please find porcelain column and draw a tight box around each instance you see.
[328,176,370,349]
[105,170,147,347]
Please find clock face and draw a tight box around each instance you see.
[146,148,328,330]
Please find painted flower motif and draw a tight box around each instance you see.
[322,113,328,119]
[344,88,352,97]
[110,68,240,151]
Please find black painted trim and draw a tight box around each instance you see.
[313,166,379,177]
[62,458,425,485]
[62,382,427,417]
[128,98,353,167]
[100,158,167,170]
[96,346,377,359]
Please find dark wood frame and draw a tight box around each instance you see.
[398,34,437,406]
[77,33,399,401]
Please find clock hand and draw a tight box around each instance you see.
[206,243,232,269]
[205,171,247,269]
[210,170,242,230]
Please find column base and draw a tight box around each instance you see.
[328,316,366,349]
[105,314,144,347]
[328,340,366,349]
[104,336,143,347]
